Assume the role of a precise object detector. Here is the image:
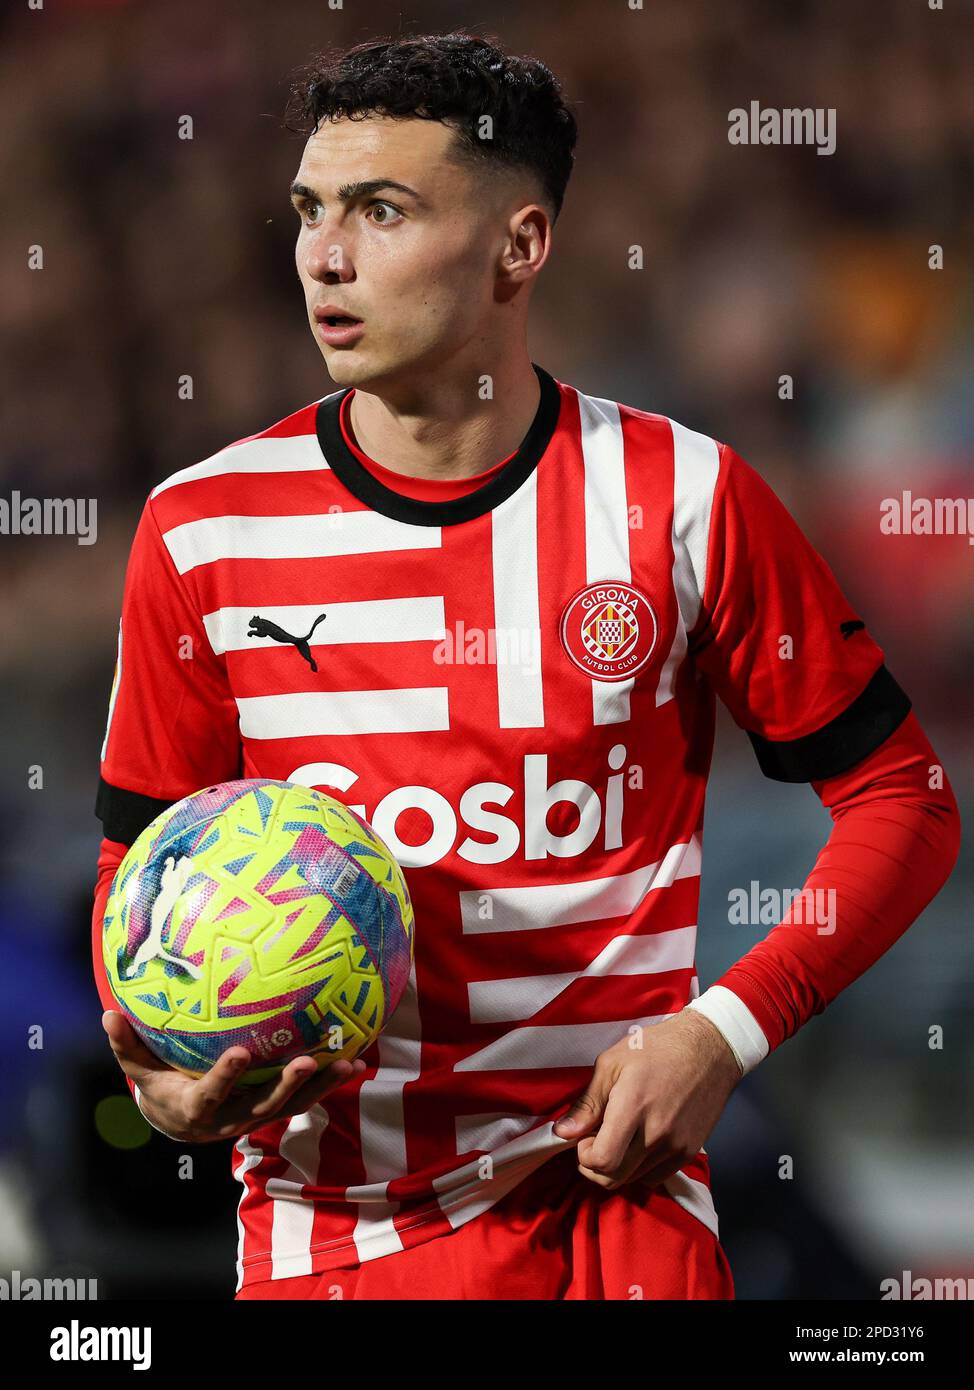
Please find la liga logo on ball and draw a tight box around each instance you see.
[560,580,658,682]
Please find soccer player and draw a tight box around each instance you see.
[92,32,960,1300]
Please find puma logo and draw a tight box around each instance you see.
[127,855,203,980]
[248,613,327,671]
[839,619,865,640]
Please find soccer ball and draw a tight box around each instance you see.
[102,779,414,1085]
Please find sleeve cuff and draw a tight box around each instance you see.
[687,986,770,1076]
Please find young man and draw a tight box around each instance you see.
[92,32,960,1301]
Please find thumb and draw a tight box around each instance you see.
[553,1078,609,1140]
[102,1009,162,1082]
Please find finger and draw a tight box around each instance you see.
[182,1048,254,1125]
[218,1054,323,1127]
[576,1162,616,1189]
[222,1054,364,1131]
[578,1125,646,1188]
[219,1059,360,1138]
[101,1010,163,1082]
[271,1056,368,1120]
[574,1083,641,1173]
[552,1071,612,1140]
[628,1150,692,1190]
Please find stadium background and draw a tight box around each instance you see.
[1,0,971,1300]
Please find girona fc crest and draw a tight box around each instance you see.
[559,581,658,682]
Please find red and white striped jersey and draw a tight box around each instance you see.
[96,363,908,1287]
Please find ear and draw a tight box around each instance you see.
[500,203,552,286]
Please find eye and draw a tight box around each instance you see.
[295,198,322,227]
[367,200,403,226]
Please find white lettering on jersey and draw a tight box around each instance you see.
[288,745,630,869]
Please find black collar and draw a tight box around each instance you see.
[315,362,562,527]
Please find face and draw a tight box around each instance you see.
[291,115,548,390]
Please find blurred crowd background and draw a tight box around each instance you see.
[1,0,971,1300]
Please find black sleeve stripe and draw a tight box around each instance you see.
[747,664,912,784]
[95,778,177,846]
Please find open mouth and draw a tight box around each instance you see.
[322,315,360,327]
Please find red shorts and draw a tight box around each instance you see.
[236,1148,734,1300]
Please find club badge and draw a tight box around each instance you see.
[560,580,658,682]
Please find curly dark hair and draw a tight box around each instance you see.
[285,31,578,221]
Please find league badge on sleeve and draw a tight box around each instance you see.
[560,580,658,682]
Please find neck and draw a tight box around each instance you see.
[345,347,540,482]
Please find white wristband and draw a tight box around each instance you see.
[687,986,769,1076]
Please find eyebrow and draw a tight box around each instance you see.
[289,178,424,206]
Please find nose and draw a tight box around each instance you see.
[304,225,356,285]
